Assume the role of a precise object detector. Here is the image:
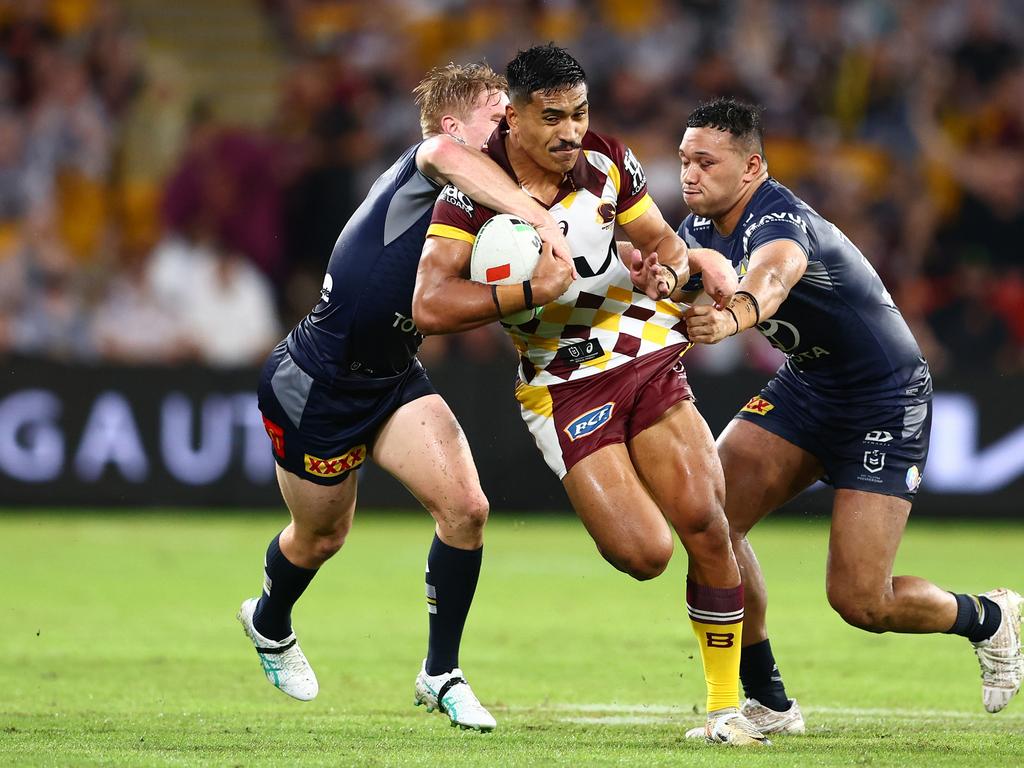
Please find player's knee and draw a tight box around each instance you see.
[433,490,489,543]
[309,527,349,563]
[679,509,731,555]
[728,514,754,540]
[602,540,672,581]
[455,492,489,532]
[440,491,488,534]
[293,518,352,565]
[827,588,889,633]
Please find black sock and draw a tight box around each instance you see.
[740,639,790,711]
[946,593,1002,643]
[252,533,318,641]
[424,534,482,676]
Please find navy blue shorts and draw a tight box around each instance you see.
[257,341,436,485]
[733,369,932,501]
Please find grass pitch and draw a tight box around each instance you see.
[2,510,1023,767]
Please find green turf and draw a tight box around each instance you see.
[1,511,1023,766]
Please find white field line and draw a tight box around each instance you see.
[521,702,1024,724]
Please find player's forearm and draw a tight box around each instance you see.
[726,243,805,331]
[725,266,790,332]
[644,232,688,275]
[413,276,530,335]
[685,248,724,276]
[426,138,558,230]
[637,233,692,297]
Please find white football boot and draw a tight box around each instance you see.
[237,597,319,701]
[414,662,496,731]
[684,708,771,746]
[971,588,1023,713]
[740,697,806,734]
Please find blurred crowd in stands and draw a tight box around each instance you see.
[1,0,1022,377]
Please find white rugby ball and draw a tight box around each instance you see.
[470,214,542,325]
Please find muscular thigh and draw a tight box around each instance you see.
[562,443,674,569]
[627,399,725,536]
[717,419,824,535]
[371,394,486,517]
[827,489,910,597]
[276,463,358,536]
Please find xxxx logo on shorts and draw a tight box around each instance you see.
[741,396,774,415]
[304,445,367,477]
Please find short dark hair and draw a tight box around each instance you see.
[506,43,586,105]
[686,97,765,156]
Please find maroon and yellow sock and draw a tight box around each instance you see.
[687,579,744,713]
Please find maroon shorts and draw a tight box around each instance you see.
[515,343,695,478]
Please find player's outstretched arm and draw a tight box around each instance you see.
[413,237,571,335]
[685,248,738,308]
[618,202,692,300]
[684,240,806,344]
[416,136,575,272]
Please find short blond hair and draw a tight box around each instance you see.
[413,62,507,138]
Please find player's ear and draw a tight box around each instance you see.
[745,152,765,181]
[505,102,518,129]
[439,113,462,140]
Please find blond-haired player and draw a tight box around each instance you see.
[238,62,572,732]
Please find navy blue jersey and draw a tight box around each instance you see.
[287,142,442,380]
[679,178,929,404]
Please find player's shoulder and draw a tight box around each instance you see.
[748,178,814,223]
[581,128,626,157]
[741,178,816,239]
[581,129,647,203]
[437,183,483,216]
[393,141,430,178]
[581,129,642,171]
[365,141,438,201]
[431,182,494,237]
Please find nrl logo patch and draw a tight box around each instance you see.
[863,450,886,474]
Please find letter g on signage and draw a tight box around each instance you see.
[0,390,64,482]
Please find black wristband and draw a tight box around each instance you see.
[522,280,534,310]
[725,307,740,336]
[735,290,761,324]
[662,264,679,297]
[490,284,503,316]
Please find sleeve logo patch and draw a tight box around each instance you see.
[304,445,367,477]
[741,396,774,415]
[440,184,474,214]
[623,148,646,195]
[564,402,615,441]
[741,211,808,253]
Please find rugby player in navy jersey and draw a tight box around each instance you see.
[416,45,770,747]
[237,62,575,732]
[678,98,1023,734]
